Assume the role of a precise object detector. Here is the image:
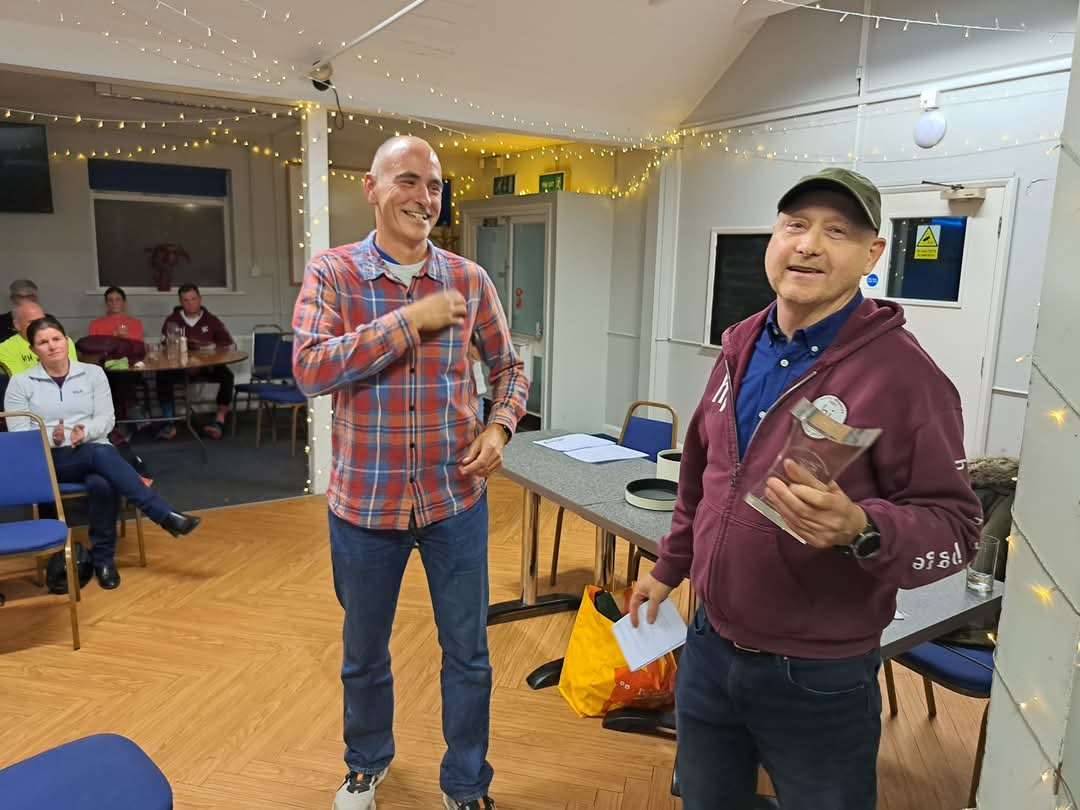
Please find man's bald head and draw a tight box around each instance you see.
[14,301,44,337]
[369,135,441,180]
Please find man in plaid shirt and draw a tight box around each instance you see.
[293,136,526,810]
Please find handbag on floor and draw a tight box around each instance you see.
[44,544,93,594]
[558,585,677,718]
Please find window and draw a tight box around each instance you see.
[88,160,233,290]
[885,216,968,302]
[474,216,546,338]
[705,230,775,346]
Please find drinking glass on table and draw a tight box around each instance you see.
[965,535,1000,596]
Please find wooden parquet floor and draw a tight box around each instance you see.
[0,476,985,808]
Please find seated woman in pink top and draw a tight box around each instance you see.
[89,287,144,341]
[88,286,144,431]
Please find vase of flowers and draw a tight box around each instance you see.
[146,242,191,291]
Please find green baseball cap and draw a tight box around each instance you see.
[777,167,881,231]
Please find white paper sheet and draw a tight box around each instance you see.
[893,609,906,621]
[611,600,688,672]
[564,444,648,463]
[533,433,614,452]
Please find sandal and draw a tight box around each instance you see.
[201,420,225,440]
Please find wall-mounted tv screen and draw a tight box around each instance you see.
[0,122,54,213]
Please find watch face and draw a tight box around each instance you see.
[853,530,881,558]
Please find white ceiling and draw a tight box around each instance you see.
[0,0,788,142]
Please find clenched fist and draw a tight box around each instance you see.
[403,290,467,332]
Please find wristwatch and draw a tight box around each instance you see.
[495,423,512,443]
[844,516,882,559]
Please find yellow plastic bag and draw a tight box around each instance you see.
[558,585,678,718]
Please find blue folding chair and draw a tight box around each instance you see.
[231,324,284,436]
[549,401,678,586]
[0,411,81,649]
[252,334,308,456]
[884,642,994,806]
[0,733,172,809]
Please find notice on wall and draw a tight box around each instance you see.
[914,224,941,260]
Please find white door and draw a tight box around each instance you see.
[863,184,1009,455]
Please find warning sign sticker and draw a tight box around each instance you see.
[914,224,941,260]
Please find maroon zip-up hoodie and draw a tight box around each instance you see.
[650,297,983,659]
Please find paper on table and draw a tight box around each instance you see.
[533,433,614,452]
[611,600,688,672]
[564,444,648,463]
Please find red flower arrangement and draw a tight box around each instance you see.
[145,242,191,291]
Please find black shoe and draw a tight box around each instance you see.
[161,512,201,537]
[94,562,121,590]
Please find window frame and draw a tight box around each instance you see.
[89,189,235,293]
[703,226,775,349]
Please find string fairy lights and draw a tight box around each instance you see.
[986,514,1080,809]
[767,0,1076,40]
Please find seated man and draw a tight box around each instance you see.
[155,283,235,440]
[0,278,41,343]
[0,301,77,376]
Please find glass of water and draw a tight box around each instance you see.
[965,535,1000,596]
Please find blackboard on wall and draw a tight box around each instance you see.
[706,231,775,346]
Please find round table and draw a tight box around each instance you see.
[107,349,248,461]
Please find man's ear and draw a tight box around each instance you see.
[866,236,886,272]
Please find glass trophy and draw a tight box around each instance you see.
[744,398,882,543]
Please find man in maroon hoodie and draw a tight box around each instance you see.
[156,283,236,440]
[629,168,982,810]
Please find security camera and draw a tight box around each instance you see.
[310,61,333,92]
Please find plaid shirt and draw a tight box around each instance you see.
[292,234,528,530]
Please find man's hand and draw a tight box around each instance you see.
[403,290,467,333]
[627,572,675,628]
[52,419,65,446]
[459,423,508,478]
[764,458,867,549]
[69,423,86,447]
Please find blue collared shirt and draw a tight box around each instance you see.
[735,292,863,458]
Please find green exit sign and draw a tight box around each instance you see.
[538,171,566,193]
[493,174,515,196]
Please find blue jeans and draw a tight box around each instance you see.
[51,443,174,566]
[675,607,881,810]
[329,494,493,802]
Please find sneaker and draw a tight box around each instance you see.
[442,794,496,810]
[333,768,387,810]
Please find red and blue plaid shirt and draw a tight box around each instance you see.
[292,234,528,530]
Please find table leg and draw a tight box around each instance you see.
[183,378,208,463]
[593,526,616,589]
[487,487,580,626]
[523,528,619,689]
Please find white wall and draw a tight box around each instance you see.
[605,151,653,429]
[687,0,1076,124]
[650,0,1072,456]
[977,3,1080,803]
